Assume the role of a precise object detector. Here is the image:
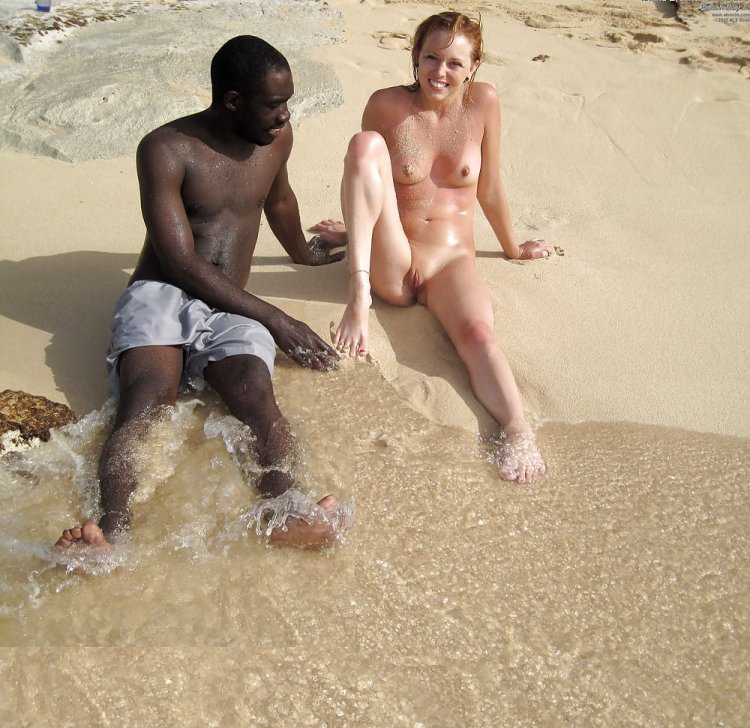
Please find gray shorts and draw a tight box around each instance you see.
[106,280,276,396]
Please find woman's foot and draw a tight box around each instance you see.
[334,271,371,358]
[54,520,112,551]
[268,494,343,549]
[498,427,546,484]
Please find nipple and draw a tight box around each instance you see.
[461,165,470,178]
[404,163,416,178]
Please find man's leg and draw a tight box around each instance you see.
[204,354,339,548]
[56,345,183,549]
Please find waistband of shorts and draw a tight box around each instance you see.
[126,279,184,294]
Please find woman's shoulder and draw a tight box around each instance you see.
[364,86,414,129]
[367,85,413,107]
[468,81,500,106]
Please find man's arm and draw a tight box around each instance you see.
[136,131,337,370]
[263,131,344,266]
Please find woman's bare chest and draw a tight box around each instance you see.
[388,111,482,187]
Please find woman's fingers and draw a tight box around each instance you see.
[524,238,555,259]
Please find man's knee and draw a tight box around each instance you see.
[116,346,183,419]
[206,355,279,422]
[117,375,179,422]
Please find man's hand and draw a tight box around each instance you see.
[269,313,339,371]
[305,235,345,266]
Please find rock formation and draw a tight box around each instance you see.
[0,390,76,455]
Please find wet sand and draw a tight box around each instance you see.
[1,365,748,724]
[1,0,749,724]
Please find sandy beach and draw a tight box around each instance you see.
[2,0,749,435]
[1,0,748,724]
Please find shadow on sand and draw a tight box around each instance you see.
[1,250,493,429]
[250,255,494,430]
[0,251,137,414]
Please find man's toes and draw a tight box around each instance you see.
[70,527,82,540]
[317,494,338,512]
[500,465,518,481]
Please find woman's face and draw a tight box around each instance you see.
[416,30,479,99]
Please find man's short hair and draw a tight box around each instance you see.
[211,36,290,104]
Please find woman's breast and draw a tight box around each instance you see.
[392,144,481,188]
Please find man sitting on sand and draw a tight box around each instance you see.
[56,35,346,552]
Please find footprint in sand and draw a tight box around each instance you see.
[631,32,664,45]
[372,31,411,51]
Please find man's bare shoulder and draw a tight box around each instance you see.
[137,114,207,160]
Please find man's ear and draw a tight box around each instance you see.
[223,90,242,111]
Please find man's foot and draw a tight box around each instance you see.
[54,520,112,551]
[310,219,347,248]
[334,272,371,358]
[498,428,546,484]
[268,494,342,549]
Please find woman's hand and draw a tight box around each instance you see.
[309,219,347,248]
[518,238,555,260]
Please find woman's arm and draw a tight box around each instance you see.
[476,85,552,260]
[476,84,521,258]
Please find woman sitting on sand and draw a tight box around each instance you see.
[313,12,553,483]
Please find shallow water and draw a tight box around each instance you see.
[0,362,747,725]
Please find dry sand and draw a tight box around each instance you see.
[2,0,748,436]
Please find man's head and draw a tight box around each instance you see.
[211,35,291,103]
[211,36,294,145]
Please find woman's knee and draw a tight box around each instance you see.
[345,131,387,168]
[454,319,496,356]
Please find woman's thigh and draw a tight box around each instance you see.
[423,256,495,346]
